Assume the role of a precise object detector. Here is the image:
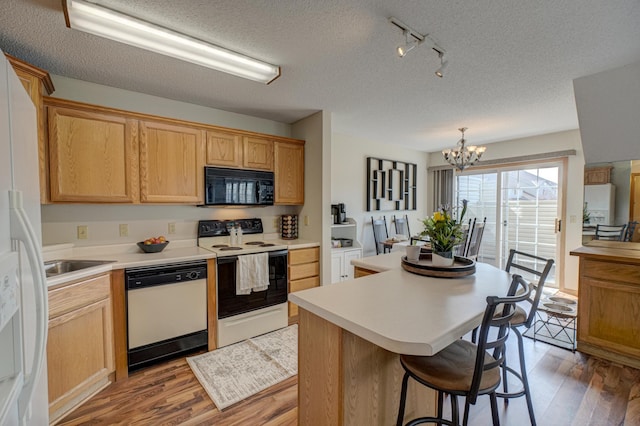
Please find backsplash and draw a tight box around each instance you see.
[41,204,299,247]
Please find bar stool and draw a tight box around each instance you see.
[498,249,554,426]
[396,274,531,426]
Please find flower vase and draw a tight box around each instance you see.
[432,251,455,267]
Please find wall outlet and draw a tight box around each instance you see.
[273,217,279,230]
[77,225,88,240]
[119,224,129,237]
[168,222,176,234]
[304,215,309,226]
[569,215,577,224]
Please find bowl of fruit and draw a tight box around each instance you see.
[137,236,169,253]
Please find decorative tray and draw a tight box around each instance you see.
[401,253,476,278]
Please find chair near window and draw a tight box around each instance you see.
[371,216,391,255]
[454,218,475,257]
[624,221,638,242]
[497,249,554,426]
[396,274,531,426]
[465,218,487,260]
[393,215,411,240]
[594,223,627,241]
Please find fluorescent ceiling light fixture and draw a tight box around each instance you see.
[63,0,281,84]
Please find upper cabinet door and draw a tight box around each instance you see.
[274,141,304,205]
[48,106,139,203]
[243,136,273,171]
[206,130,243,167]
[139,120,205,204]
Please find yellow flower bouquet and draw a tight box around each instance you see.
[419,200,468,255]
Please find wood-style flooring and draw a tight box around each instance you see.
[58,336,640,426]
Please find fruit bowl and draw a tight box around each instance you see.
[137,241,169,253]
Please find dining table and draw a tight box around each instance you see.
[288,250,513,426]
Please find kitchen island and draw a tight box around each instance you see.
[570,241,640,369]
[288,252,513,425]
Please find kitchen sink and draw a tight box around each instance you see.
[44,259,115,278]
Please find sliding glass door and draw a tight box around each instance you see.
[456,163,562,287]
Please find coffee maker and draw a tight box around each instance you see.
[331,203,347,224]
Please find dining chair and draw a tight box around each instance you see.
[454,218,475,257]
[396,274,531,426]
[371,216,391,255]
[497,249,554,426]
[393,214,411,240]
[624,221,638,242]
[594,223,627,241]
[465,217,486,260]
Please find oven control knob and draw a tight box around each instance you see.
[186,271,200,280]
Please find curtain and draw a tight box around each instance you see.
[432,168,454,211]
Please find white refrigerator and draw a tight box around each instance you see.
[0,51,49,425]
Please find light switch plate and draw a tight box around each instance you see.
[119,224,129,237]
[168,222,176,234]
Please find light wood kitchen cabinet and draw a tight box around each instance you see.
[47,273,114,423]
[571,243,640,369]
[139,120,205,203]
[288,247,320,322]
[354,266,379,278]
[274,141,304,204]
[47,104,139,203]
[206,130,243,167]
[6,54,54,203]
[243,136,274,170]
[42,97,305,204]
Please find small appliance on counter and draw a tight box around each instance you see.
[281,215,298,239]
[331,203,347,224]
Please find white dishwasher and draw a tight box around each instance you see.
[126,260,208,371]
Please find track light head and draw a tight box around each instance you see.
[435,53,448,78]
[397,30,417,57]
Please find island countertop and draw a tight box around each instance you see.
[288,252,512,356]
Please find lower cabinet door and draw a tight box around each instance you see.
[343,249,362,281]
[47,297,114,422]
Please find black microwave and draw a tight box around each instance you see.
[204,167,274,206]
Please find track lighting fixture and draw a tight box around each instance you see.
[389,17,447,78]
[435,52,448,78]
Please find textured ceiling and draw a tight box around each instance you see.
[2,0,640,151]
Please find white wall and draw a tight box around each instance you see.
[331,133,428,258]
[573,60,640,164]
[41,76,299,246]
[428,129,584,293]
[51,75,292,137]
[292,111,332,284]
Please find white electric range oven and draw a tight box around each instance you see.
[198,218,288,347]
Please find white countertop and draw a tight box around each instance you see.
[289,251,513,356]
[44,238,319,288]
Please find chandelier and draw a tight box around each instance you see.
[441,127,486,172]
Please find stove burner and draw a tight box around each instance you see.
[211,244,229,248]
[259,243,275,247]
[219,247,242,251]
[245,241,264,245]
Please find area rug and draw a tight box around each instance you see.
[187,325,297,410]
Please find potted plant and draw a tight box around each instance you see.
[583,202,591,224]
[420,200,467,266]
